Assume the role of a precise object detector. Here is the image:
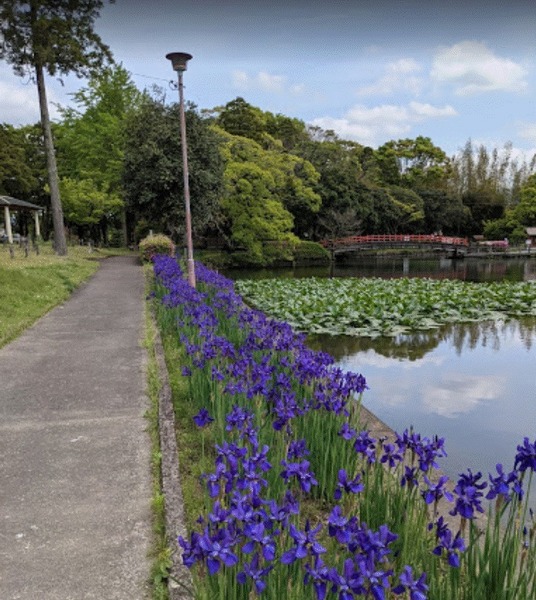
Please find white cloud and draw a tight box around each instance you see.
[232,69,301,94]
[431,41,528,96]
[311,101,457,147]
[518,122,536,146]
[0,78,41,125]
[0,75,65,125]
[347,350,444,370]
[357,58,424,97]
[422,374,504,418]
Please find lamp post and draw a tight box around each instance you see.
[166,51,196,288]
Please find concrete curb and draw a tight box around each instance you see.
[152,318,195,599]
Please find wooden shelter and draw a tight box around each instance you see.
[0,195,42,244]
[526,227,536,245]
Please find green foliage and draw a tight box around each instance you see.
[482,173,536,242]
[59,177,123,226]
[376,136,450,189]
[54,65,142,244]
[293,240,331,263]
[0,1,113,79]
[420,189,470,235]
[56,65,141,193]
[123,97,224,243]
[0,124,38,197]
[0,0,114,255]
[297,133,368,238]
[217,128,321,261]
[139,234,175,263]
[215,97,268,144]
[236,277,536,337]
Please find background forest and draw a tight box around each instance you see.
[2,65,536,266]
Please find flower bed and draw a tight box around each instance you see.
[152,255,536,599]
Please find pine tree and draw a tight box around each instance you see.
[0,0,113,254]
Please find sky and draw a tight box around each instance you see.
[2,0,536,157]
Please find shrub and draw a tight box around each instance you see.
[293,240,330,263]
[139,234,175,262]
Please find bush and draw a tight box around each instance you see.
[139,234,175,262]
[293,240,330,263]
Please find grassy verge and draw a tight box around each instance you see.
[0,243,136,348]
[142,273,173,599]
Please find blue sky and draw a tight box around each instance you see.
[2,0,536,156]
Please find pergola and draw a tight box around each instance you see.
[1,195,42,244]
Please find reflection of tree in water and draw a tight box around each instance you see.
[309,317,536,361]
[308,331,445,361]
[450,318,536,354]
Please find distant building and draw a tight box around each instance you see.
[526,227,536,245]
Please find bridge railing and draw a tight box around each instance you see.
[321,234,469,248]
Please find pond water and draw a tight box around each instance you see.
[227,256,536,488]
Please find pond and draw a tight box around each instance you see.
[227,256,536,487]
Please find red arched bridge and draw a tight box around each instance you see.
[321,234,469,256]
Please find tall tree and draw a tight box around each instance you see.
[55,65,142,244]
[376,136,450,190]
[216,127,321,258]
[0,0,113,254]
[123,96,224,243]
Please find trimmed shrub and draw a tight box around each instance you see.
[139,234,175,262]
[293,240,331,263]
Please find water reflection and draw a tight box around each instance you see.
[226,256,536,283]
[314,318,536,484]
[309,318,536,361]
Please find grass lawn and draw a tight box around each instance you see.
[0,242,135,348]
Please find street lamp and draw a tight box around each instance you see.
[166,51,196,288]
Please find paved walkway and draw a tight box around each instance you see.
[0,257,152,599]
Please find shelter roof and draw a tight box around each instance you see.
[526,227,536,236]
[0,195,42,211]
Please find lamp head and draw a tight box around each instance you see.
[166,52,193,72]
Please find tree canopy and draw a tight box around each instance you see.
[122,95,224,243]
[0,0,113,254]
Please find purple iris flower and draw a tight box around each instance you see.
[422,475,453,506]
[281,521,326,564]
[327,506,351,544]
[431,517,465,568]
[304,556,330,600]
[225,405,253,433]
[178,531,203,568]
[514,437,536,473]
[487,463,524,503]
[339,423,357,441]
[287,438,310,460]
[449,469,487,519]
[237,553,274,594]
[354,430,377,463]
[393,566,428,600]
[328,558,366,600]
[380,443,403,469]
[197,528,239,575]
[400,466,419,489]
[334,469,364,500]
[280,460,319,493]
[242,522,277,561]
[193,408,214,428]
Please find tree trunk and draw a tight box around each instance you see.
[121,207,128,247]
[35,63,67,256]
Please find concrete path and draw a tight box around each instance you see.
[0,257,152,599]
